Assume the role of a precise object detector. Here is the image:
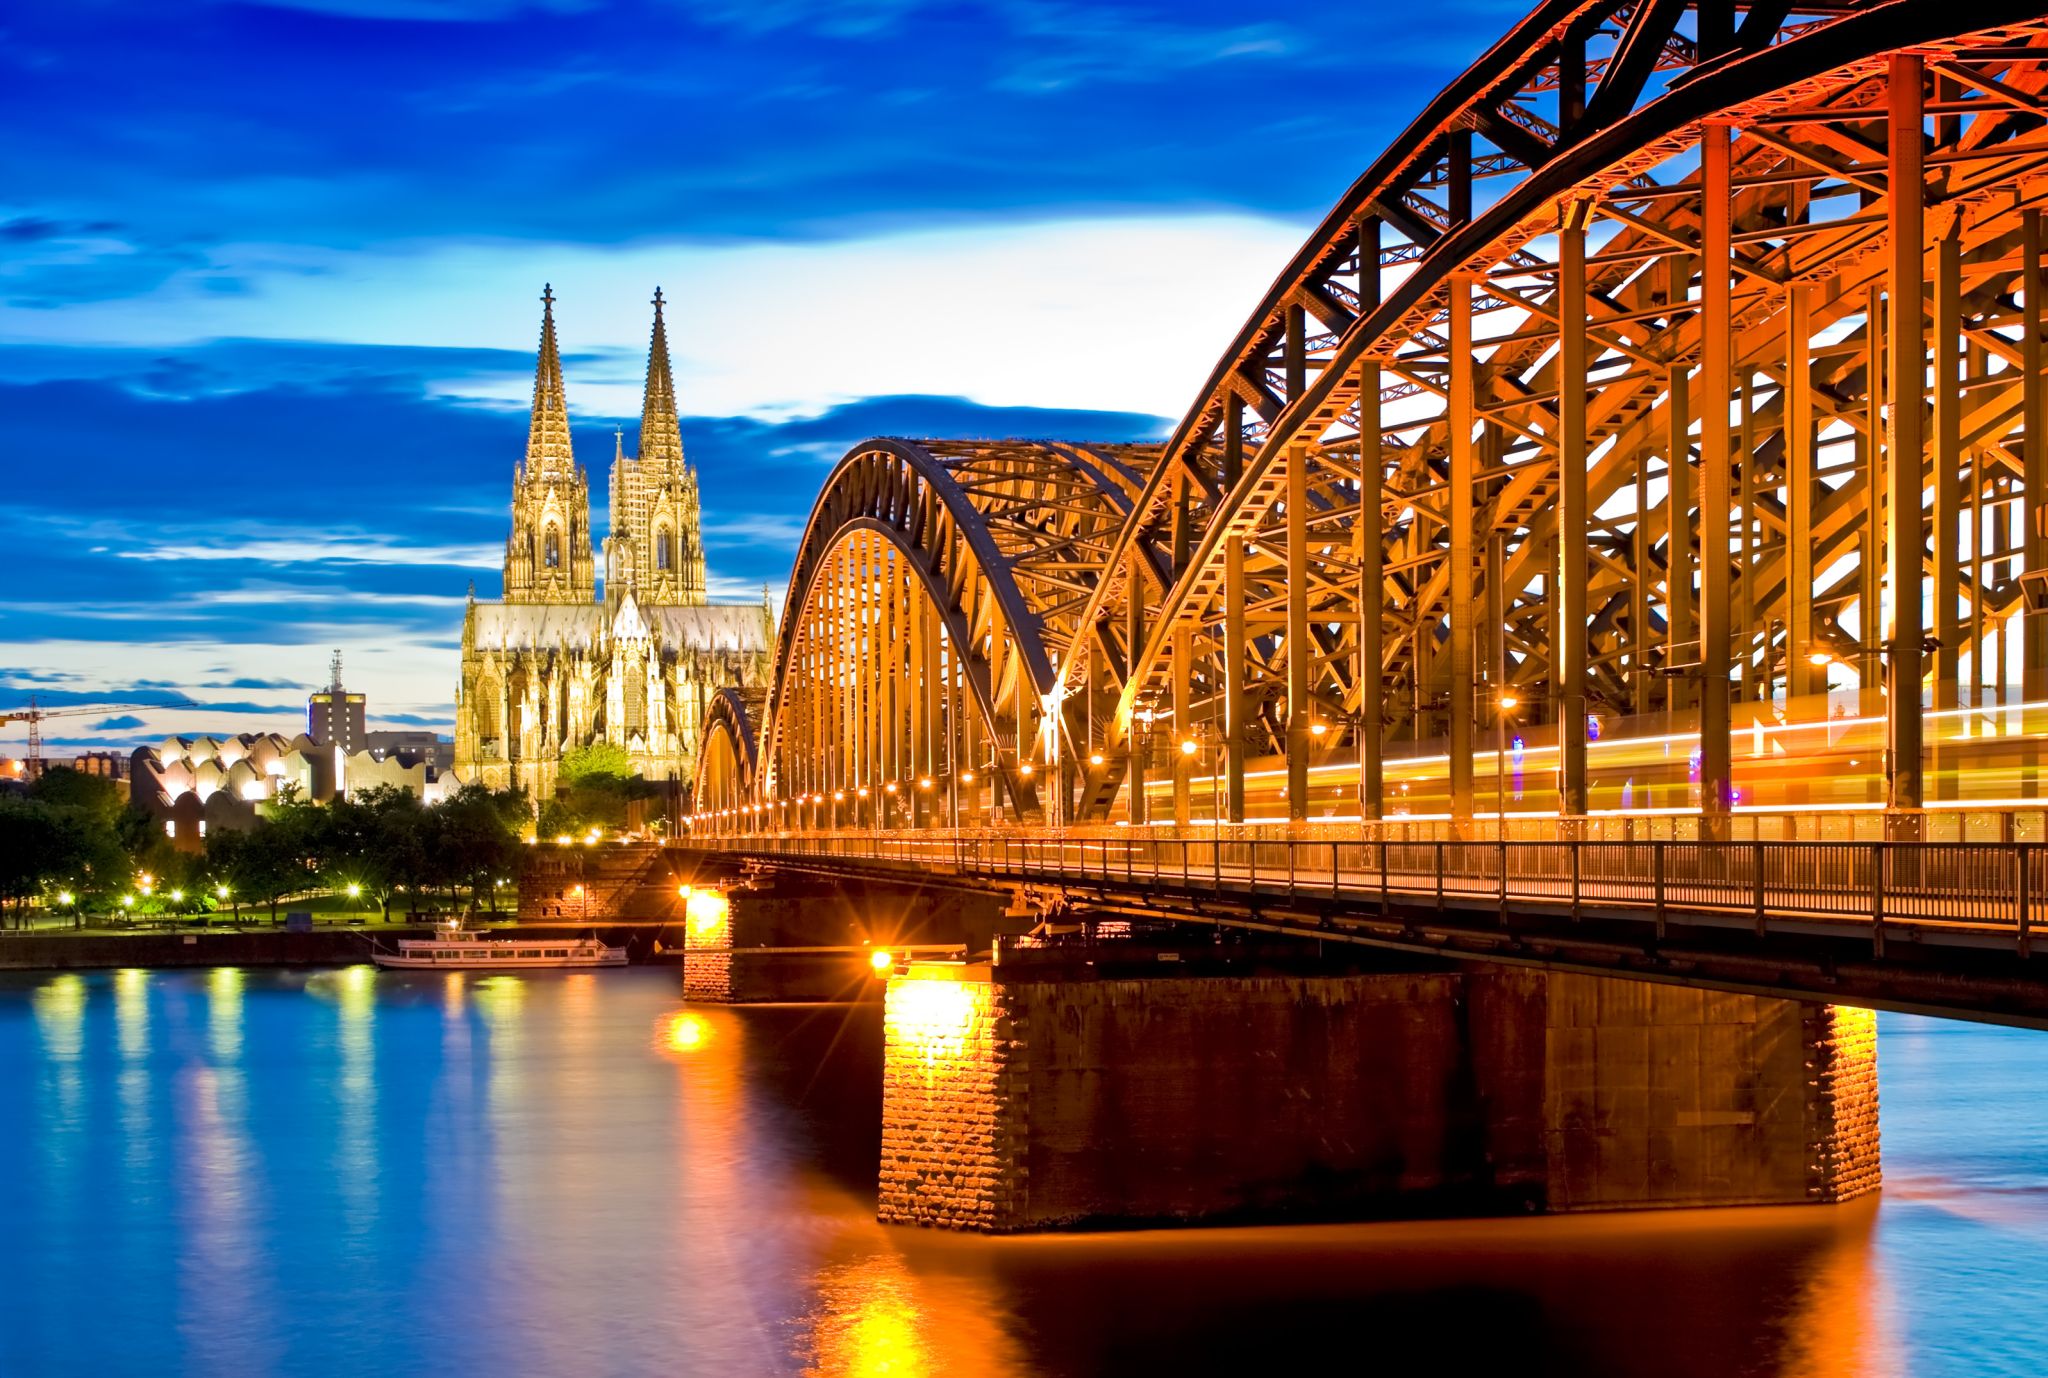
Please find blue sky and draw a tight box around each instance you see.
[0,0,1518,752]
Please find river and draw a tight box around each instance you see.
[0,967,2042,1377]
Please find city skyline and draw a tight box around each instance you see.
[0,0,1519,751]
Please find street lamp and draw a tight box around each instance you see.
[1495,691,1520,831]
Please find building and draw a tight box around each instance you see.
[306,650,368,753]
[453,288,772,801]
[130,732,327,849]
[130,668,465,850]
[364,729,451,772]
[69,751,129,780]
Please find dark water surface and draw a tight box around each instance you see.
[2,967,2044,1377]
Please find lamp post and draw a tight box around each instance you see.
[1495,691,1520,836]
[1177,726,1223,829]
[1131,706,1163,826]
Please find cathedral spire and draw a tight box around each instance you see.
[639,287,685,474]
[526,284,576,475]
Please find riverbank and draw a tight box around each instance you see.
[0,921,686,971]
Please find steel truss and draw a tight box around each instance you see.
[729,440,1159,831]
[693,686,765,813]
[694,1,2048,840]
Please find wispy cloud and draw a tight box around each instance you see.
[118,536,500,569]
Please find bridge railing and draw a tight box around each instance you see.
[693,827,2045,952]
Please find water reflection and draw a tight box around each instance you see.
[334,963,379,1244]
[179,972,271,1373]
[207,966,243,1062]
[1774,1207,1899,1378]
[0,974,2040,1377]
[31,974,86,1220]
[804,1240,1024,1378]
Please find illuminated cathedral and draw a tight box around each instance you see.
[454,287,772,801]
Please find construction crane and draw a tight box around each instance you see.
[0,695,190,778]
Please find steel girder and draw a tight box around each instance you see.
[707,0,2048,835]
[1051,0,2048,825]
[692,686,764,815]
[755,439,1158,825]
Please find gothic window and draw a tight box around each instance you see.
[475,676,502,745]
[524,529,535,569]
[506,671,528,760]
[655,526,672,571]
[544,526,561,569]
[626,665,648,735]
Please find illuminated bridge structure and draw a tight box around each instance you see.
[686,0,2048,1027]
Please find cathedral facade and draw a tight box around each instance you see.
[454,287,772,802]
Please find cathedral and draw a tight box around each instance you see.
[453,287,773,802]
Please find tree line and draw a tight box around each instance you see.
[0,768,530,926]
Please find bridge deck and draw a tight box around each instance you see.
[684,829,2048,1027]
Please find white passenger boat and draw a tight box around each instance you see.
[372,926,628,970]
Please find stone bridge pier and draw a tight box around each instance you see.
[879,954,1879,1232]
[663,859,1009,1003]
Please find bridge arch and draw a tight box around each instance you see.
[693,1,2048,838]
[743,438,1158,827]
[692,686,764,820]
[1052,0,2048,828]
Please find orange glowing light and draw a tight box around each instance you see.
[664,1011,711,1052]
[1088,753,1104,767]
[887,975,980,1063]
[869,948,894,974]
[686,890,728,940]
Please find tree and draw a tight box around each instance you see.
[213,796,323,923]
[434,784,523,913]
[542,743,655,836]
[0,797,74,927]
[16,771,133,919]
[322,785,426,920]
[29,767,126,829]
[559,742,630,785]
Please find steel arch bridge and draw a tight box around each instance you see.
[692,0,2048,842]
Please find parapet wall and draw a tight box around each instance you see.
[879,965,1880,1232]
[519,842,677,922]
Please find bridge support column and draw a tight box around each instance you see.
[1448,277,1477,831]
[879,964,1878,1232]
[1285,440,1311,823]
[2026,210,2048,704]
[1223,393,1249,824]
[1698,120,1735,836]
[1557,198,1590,823]
[1884,53,1925,837]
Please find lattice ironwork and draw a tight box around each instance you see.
[695,1,2048,841]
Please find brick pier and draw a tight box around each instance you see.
[878,963,1879,1232]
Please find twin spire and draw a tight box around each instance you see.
[521,284,685,477]
[524,283,575,475]
[639,287,685,476]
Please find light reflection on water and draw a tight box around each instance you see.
[0,968,2042,1377]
